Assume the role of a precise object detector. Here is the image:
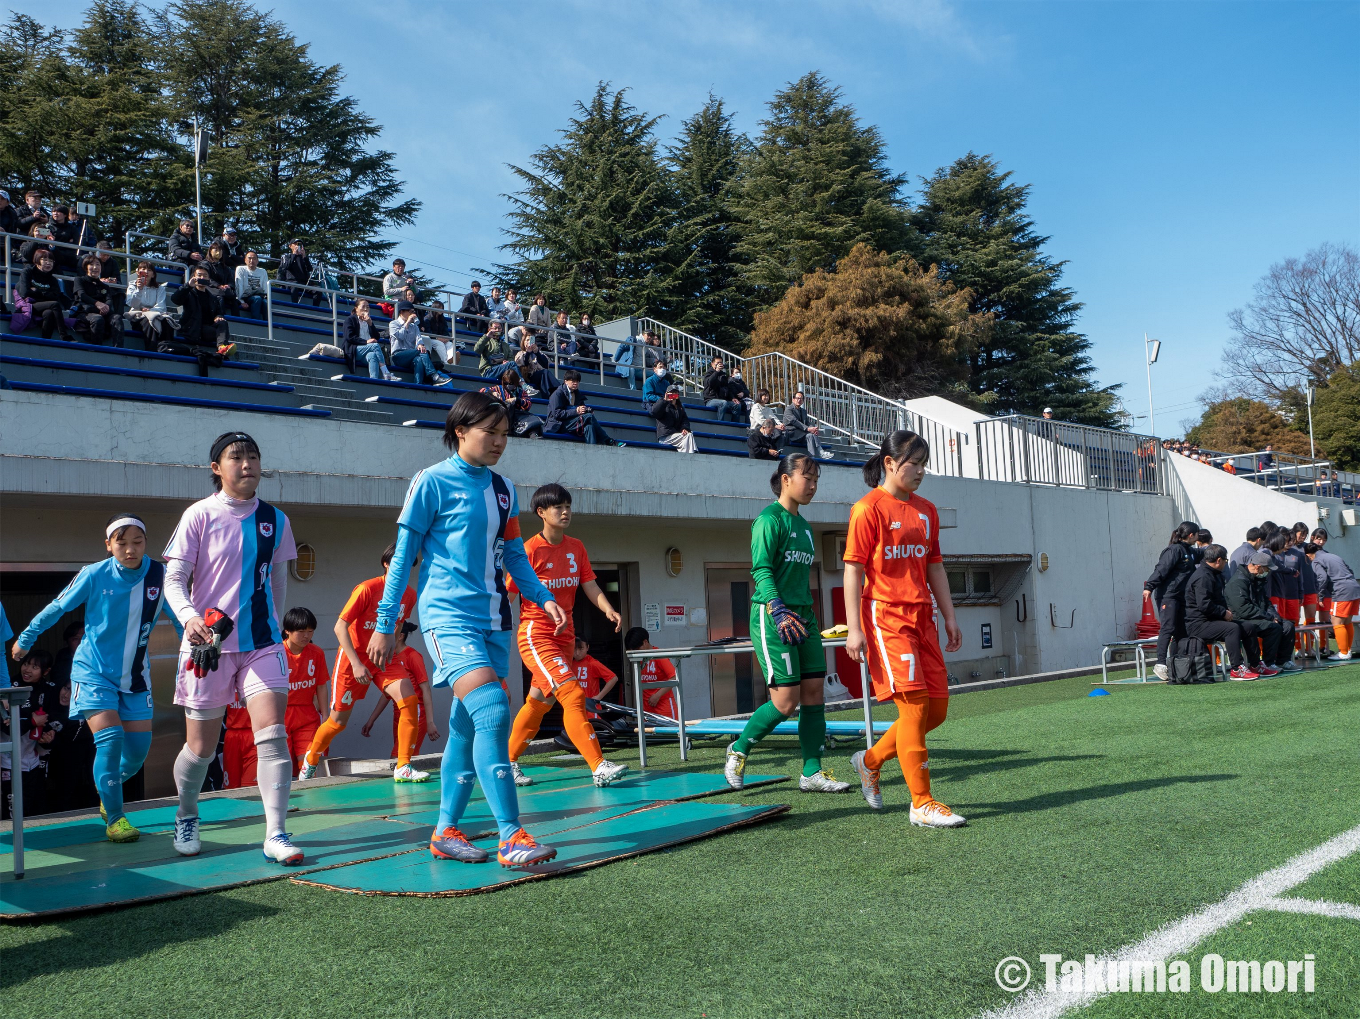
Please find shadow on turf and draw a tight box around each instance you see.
[928,750,1103,781]
[954,773,1237,819]
[0,895,278,986]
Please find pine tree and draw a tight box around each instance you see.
[662,95,753,351]
[491,83,674,321]
[910,152,1119,427]
[728,72,911,306]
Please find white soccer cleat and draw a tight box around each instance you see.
[724,742,747,790]
[592,759,630,787]
[850,750,883,809]
[1152,664,1169,681]
[262,832,305,866]
[909,800,967,828]
[799,769,851,793]
[393,763,430,783]
[173,815,201,856]
[511,761,533,787]
[297,758,317,780]
[1326,651,1353,661]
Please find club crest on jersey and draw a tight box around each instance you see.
[497,493,511,510]
[260,522,274,537]
[145,586,159,601]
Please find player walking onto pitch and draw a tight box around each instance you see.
[844,430,966,827]
[12,513,176,842]
[507,483,628,789]
[725,454,851,794]
[298,544,424,782]
[162,432,304,863]
[367,392,570,867]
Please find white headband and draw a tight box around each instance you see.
[106,516,146,539]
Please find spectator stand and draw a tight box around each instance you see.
[1,684,33,877]
[623,636,872,769]
[1204,449,1357,503]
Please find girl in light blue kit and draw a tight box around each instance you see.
[13,513,178,842]
[368,391,570,867]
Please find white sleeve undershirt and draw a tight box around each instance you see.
[163,557,197,625]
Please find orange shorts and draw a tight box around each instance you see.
[864,599,949,700]
[330,653,412,712]
[1334,600,1359,621]
[518,621,576,695]
[223,726,257,788]
[1303,593,1319,608]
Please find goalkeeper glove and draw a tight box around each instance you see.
[768,597,809,646]
[189,608,235,679]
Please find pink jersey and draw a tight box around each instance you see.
[164,492,297,653]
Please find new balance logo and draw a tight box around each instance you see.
[890,521,902,530]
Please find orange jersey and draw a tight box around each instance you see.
[388,645,429,688]
[286,643,327,708]
[511,534,595,636]
[641,657,677,718]
[224,700,251,729]
[339,576,416,674]
[843,488,942,607]
[573,654,615,698]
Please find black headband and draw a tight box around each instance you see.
[211,431,259,462]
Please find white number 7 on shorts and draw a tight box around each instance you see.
[899,653,916,684]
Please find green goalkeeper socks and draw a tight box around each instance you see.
[733,700,788,755]
[798,703,826,777]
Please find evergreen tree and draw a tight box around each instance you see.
[491,83,674,321]
[910,152,1119,427]
[728,72,911,306]
[662,95,753,350]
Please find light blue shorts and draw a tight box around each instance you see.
[71,677,156,722]
[425,627,511,687]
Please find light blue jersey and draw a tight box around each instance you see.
[377,454,554,634]
[17,558,178,693]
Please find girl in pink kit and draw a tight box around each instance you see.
[162,432,302,864]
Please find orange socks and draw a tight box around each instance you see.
[509,697,552,762]
[556,683,604,771]
[863,691,949,807]
[304,718,345,767]
[395,696,420,767]
[1336,622,1354,655]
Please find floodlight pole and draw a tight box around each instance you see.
[1306,385,1316,458]
[1144,334,1161,437]
[193,114,203,246]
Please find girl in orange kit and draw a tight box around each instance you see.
[844,430,966,828]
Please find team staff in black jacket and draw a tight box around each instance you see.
[1185,545,1256,677]
[1144,521,1202,677]
[1224,551,1295,674]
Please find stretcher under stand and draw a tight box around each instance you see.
[624,637,874,770]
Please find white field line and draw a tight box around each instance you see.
[1264,896,1360,922]
[976,819,1360,1019]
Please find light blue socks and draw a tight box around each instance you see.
[92,726,125,824]
[437,683,520,841]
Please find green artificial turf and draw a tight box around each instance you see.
[3,665,1359,1019]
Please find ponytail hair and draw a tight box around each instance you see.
[1170,520,1200,545]
[770,453,820,496]
[862,429,930,488]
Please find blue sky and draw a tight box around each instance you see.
[25,0,1360,432]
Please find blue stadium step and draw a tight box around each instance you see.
[0,333,261,376]
[0,355,302,408]
[8,381,331,417]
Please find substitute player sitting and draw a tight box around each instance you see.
[724,454,850,794]
[623,627,679,718]
[359,622,440,766]
[508,483,628,788]
[298,544,423,781]
[163,431,303,862]
[12,512,175,842]
[845,430,966,828]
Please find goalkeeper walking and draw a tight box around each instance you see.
[725,454,850,794]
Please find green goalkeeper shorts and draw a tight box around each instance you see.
[750,603,826,687]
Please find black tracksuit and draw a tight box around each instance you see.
[170,282,229,374]
[73,276,118,345]
[1145,541,1201,664]
[1185,563,1244,669]
[17,266,72,340]
[1224,567,1293,667]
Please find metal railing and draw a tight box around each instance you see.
[975,414,1164,494]
[1200,449,1358,503]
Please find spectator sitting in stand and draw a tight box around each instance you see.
[702,356,743,422]
[486,285,506,319]
[501,288,524,333]
[514,335,559,396]
[18,190,48,232]
[728,366,751,412]
[650,384,698,453]
[0,189,19,236]
[72,255,118,346]
[421,299,451,338]
[125,260,176,347]
[219,225,245,269]
[418,298,457,368]
[748,417,781,459]
[549,310,576,359]
[344,298,389,379]
[19,223,54,267]
[642,362,672,411]
[382,258,414,304]
[202,240,239,315]
[458,280,489,334]
[749,388,784,432]
[167,218,203,266]
[475,319,517,377]
[170,263,233,372]
[546,370,622,446]
[781,391,824,458]
[527,293,552,336]
[388,300,451,386]
[480,366,543,438]
[93,240,125,318]
[234,250,268,318]
[573,312,602,368]
[277,238,319,306]
[17,250,75,340]
[45,206,81,272]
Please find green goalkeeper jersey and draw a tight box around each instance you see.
[750,501,816,610]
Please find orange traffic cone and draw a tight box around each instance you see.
[1136,590,1160,638]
